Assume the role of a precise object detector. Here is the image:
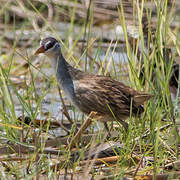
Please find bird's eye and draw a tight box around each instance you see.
[45,41,54,50]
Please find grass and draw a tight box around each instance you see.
[0,0,179,179]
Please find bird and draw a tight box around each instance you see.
[34,37,152,133]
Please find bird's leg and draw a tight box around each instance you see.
[104,122,111,137]
[117,119,129,132]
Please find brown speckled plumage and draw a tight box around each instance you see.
[68,65,151,125]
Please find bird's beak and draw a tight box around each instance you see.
[34,46,45,55]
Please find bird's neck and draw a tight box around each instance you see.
[55,54,72,82]
[52,53,76,102]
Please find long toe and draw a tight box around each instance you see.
[104,122,111,137]
[118,119,129,132]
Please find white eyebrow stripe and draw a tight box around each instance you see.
[40,40,43,46]
[45,41,52,46]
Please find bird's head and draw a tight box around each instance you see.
[35,37,61,58]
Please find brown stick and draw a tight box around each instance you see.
[69,112,97,148]
[79,155,119,166]
[58,86,74,124]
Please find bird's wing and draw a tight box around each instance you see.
[73,75,149,116]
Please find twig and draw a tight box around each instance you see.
[57,86,74,124]
[79,155,119,166]
[69,111,97,148]
[135,123,173,141]
[133,154,145,177]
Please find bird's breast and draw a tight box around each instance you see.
[57,77,80,108]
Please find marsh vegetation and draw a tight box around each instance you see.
[0,0,179,179]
